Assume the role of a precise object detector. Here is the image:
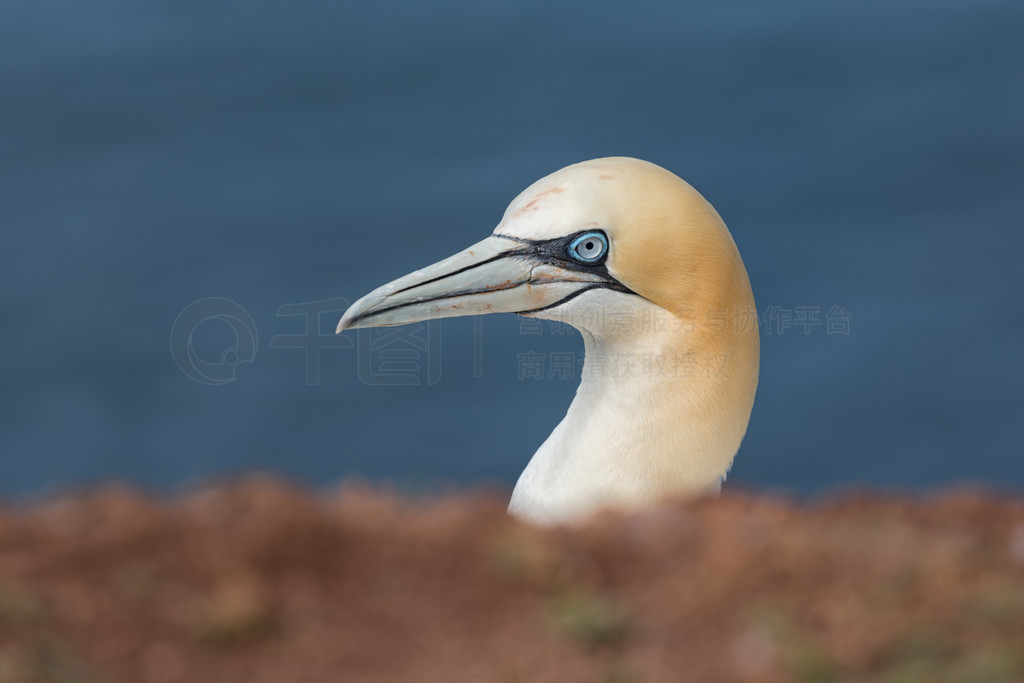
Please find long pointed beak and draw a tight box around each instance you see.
[337,235,610,332]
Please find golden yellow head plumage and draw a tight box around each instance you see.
[493,157,756,332]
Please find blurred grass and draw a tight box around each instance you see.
[0,586,42,627]
[548,591,630,649]
[0,642,104,683]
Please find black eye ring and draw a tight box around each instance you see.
[568,231,608,264]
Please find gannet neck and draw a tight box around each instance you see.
[508,271,758,525]
[503,159,759,524]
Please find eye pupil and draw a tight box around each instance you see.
[568,231,608,263]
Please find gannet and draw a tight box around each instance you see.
[337,157,759,525]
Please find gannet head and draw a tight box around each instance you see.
[338,157,754,341]
[338,157,759,523]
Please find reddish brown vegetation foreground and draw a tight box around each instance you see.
[1,478,1024,683]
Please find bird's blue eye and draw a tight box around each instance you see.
[568,231,608,263]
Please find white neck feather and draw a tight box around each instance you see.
[508,296,753,525]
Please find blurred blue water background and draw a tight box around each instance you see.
[1,0,1022,499]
